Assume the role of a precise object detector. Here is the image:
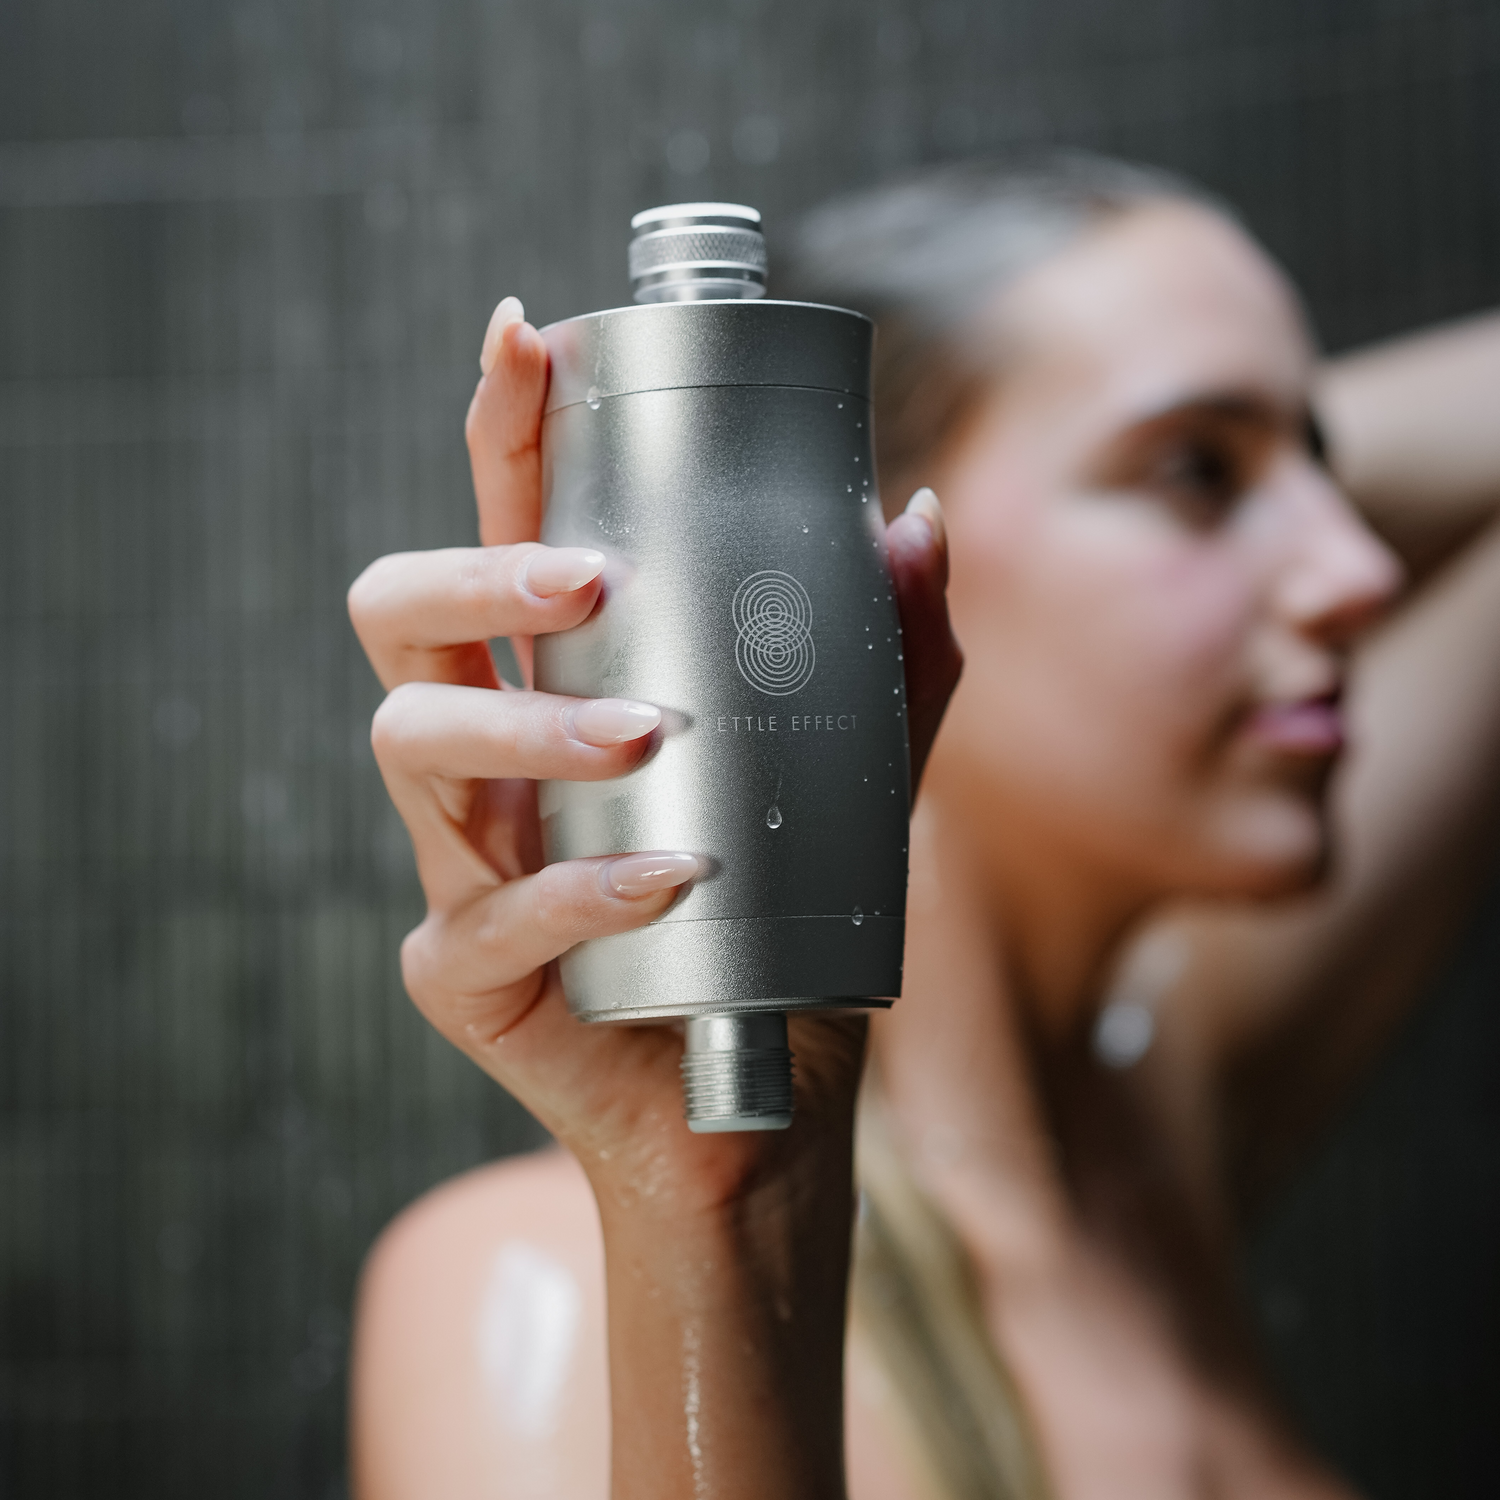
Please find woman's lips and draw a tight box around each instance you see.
[1245,695,1345,756]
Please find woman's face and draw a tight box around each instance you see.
[929,203,1401,903]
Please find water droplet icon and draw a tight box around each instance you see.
[851,907,864,926]
[586,386,602,410]
[765,805,783,829]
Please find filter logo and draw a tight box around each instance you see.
[732,570,816,696]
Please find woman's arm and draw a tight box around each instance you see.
[1320,309,1500,576]
[1158,309,1500,1214]
[346,298,959,1498]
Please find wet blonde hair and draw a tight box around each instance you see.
[851,1092,1052,1500]
[780,150,1227,516]
[783,153,1223,1500]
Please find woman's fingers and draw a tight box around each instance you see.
[465,299,549,547]
[401,851,701,1039]
[372,682,660,787]
[348,542,606,690]
[888,487,963,787]
[371,681,661,906]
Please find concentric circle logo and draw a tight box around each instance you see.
[731,570,816,696]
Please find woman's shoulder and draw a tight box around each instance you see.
[352,1148,609,1500]
[367,1144,600,1272]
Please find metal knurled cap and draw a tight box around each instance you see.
[629,202,767,304]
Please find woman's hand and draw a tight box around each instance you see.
[349,295,959,1194]
[349,297,958,1499]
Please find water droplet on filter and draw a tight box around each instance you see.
[801,524,808,533]
[765,805,783,829]
[586,386,602,409]
[851,907,864,925]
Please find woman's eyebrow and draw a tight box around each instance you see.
[1090,394,1279,465]
[1120,391,1288,432]
[1084,391,1308,488]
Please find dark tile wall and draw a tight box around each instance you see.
[1,1,1497,1495]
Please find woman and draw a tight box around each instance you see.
[345,155,1500,1498]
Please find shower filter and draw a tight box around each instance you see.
[534,202,909,1132]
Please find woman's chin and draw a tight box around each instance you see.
[1190,792,1333,900]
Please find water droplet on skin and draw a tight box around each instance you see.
[766,805,783,829]
[586,386,601,409]
[851,907,864,926]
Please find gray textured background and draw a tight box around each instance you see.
[2,1,1498,1496]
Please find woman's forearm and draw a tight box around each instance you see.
[592,1148,856,1500]
[1319,308,1500,573]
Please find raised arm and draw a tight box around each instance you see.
[1320,309,1500,576]
[1159,309,1500,1214]
[347,298,960,1499]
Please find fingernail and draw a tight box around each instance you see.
[480,296,525,375]
[904,486,946,549]
[524,546,607,598]
[604,851,701,899]
[569,698,662,746]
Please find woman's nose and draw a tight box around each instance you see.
[1277,464,1405,649]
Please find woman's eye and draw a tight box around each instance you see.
[1090,404,1281,526]
[1148,439,1245,520]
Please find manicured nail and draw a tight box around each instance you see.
[480,296,525,375]
[604,851,701,898]
[904,486,946,549]
[569,698,662,746]
[524,546,607,598]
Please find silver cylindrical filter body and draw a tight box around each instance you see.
[535,298,910,1028]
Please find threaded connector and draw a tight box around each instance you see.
[681,1012,794,1132]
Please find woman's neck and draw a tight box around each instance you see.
[869,787,1155,1276]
